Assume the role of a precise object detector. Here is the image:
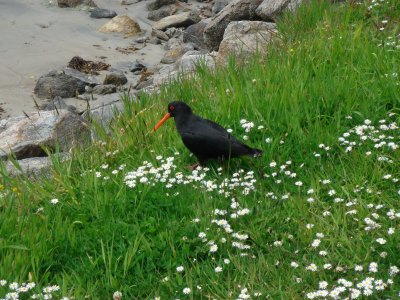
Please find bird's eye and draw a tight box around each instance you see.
[169,105,174,111]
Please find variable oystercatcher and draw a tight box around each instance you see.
[153,101,263,166]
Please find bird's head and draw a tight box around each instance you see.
[152,101,192,132]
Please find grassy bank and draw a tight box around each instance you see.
[0,0,399,299]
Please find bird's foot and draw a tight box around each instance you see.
[187,163,200,171]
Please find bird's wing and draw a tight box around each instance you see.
[196,117,243,143]
[180,130,228,159]
[201,118,230,135]
[180,128,253,160]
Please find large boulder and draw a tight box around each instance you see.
[57,0,97,7]
[0,110,90,160]
[256,0,303,21]
[98,15,142,36]
[216,21,277,64]
[147,0,176,11]
[203,0,263,51]
[183,20,209,50]
[34,68,98,99]
[153,11,201,31]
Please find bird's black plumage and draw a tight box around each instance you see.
[160,101,262,165]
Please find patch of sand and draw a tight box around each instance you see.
[0,0,165,118]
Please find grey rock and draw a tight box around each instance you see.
[34,68,98,99]
[135,79,154,90]
[151,64,178,86]
[40,96,77,112]
[160,43,195,64]
[4,154,68,178]
[90,8,117,19]
[212,0,229,15]
[152,28,170,41]
[165,27,181,38]
[164,36,184,50]
[57,0,97,7]
[130,61,147,73]
[153,11,201,31]
[256,0,303,21]
[84,94,124,130]
[178,50,216,72]
[183,20,209,49]
[148,5,174,21]
[121,0,141,4]
[134,36,149,43]
[103,72,128,86]
[216,21,277,64]
[199,4,212,18]
[64,68,98,85]
[148,37,162,45]
[0,110,90,160]
[147,0,175,11]
[203,0,264,51]
[288,0,304,9]
[92,84,117,95]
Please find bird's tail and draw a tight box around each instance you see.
[249,148,263,158]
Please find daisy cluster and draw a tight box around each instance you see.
[122,150,261,298]
[303,117,400,298]
[124,158,257,198]
[263,159,302,197]
[126,115,399,298]
[338,116,399,156]
[79,147,125,181]
[0,280,68,300]
[80,163,126,181]
[364,0,399,50]
[378,35,400,51]
[124,160,258,291]
[366,0,395,13]
[301,192,400,297]
[306,276,395,299]
[236,287,262,300]
[196,196,253,257]
[225,118,265,141]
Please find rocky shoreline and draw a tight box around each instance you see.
[0,0,302,176]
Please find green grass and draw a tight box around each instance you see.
[0,0,399,299]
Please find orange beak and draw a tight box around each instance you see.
[152,113,171,132]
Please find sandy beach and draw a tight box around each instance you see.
[0,0,165,118]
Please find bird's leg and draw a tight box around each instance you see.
[187,163,200,171]
[187,157,206,171]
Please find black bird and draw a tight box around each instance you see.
[153,101,262,166]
